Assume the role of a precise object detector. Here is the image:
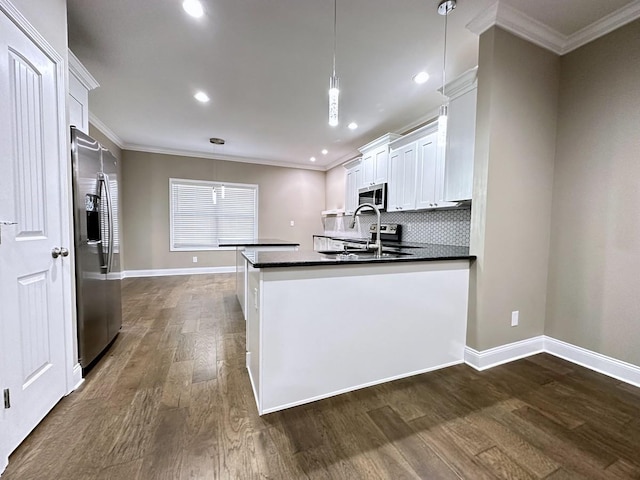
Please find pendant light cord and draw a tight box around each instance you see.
[332,0,337,77]
[442,6,448,99]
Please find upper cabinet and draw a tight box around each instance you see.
[359,133,400,186]
[442,67,477,202]
[388,123,442,212]
[68,50,99,134]
[387,142,417,211]
[343,158,362,215]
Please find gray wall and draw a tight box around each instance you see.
[121,150,325,271]
[545,19,640,365]
[468,27,560,351]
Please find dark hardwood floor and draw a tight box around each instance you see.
[4,274,640,479]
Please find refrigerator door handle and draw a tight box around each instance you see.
[100,172,115,274]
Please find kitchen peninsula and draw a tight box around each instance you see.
[218,238,300,319]
[243,246,475,415]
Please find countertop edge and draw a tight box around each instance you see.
[248,255,476,268]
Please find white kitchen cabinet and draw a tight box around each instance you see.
[415,131,444,209]
[442,68,477,202]
[387,142,417,211]
[235,244,298,321]
[68,50,99,134]
[344,158,362,215]
[359,133,400,186]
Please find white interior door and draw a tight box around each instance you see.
[0,8,68,465]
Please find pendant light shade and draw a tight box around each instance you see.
[329,74,339,126]
[328,0,339,126]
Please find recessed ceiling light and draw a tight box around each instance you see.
[413,71,430,84]
[321,149,328,155]
[183,0,204,18]
[310,157,316,162]
[348,122,358,130]
[194,91,210,103]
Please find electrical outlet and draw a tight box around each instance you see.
[192,256,198,263]
[407,223,412,232]
[290,220,295,227]
[511,310,519,327]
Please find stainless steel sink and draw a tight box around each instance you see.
[318,250,413,259]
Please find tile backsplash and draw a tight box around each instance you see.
[323,207,471,247]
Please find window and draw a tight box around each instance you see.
[170,178,258,251]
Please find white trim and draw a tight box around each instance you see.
[88,113,124,149]
[389,120,438,151]
[465,0,640,56]
[545,337,640,388]
[123,266,235,278]
[561,0,640,54]
[124,143,326,172]
[67,363,84,393]
[395,107,440,138]
[1,455,7,476]
[464,336,544,371]
[465,1,499,37]
[357,133,401,155]
[260,360,464,415]
[68,50,99,90]
[437,67,478,100]
[464,335,640,388]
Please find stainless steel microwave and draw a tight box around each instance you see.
[358,183,386,211]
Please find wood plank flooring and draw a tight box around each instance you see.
[4,274,640,479]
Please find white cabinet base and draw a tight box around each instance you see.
[246,260,470,415]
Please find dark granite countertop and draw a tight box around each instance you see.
[218,238,300,247]
[243,244,474,268]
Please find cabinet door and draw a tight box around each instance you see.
[444,88,476,201]
[361,153,374,186]
[415,132,440,209]
[344,164,362,214]
[372,146,389,184]
[388,143,417,211]
[69,72,89,133]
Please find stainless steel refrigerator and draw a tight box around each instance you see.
[71,127,122,369]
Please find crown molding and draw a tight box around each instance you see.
[467,1,566,54]
[325,152,361,171]
[357,133,402,154]
[68,50,99,90]
[123,143,326,172]
[438,67,478,99]
[88,113,124,149]
[467,0,640,56]
[561,0,640,54]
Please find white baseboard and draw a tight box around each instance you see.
[465,336,545,371]
[123,266,235,278]
[68,362,84,394]
[544,337,640,388]
[465,335,640,388]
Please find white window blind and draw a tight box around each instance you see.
[170,178,258,251]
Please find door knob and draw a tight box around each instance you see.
[52,247,69,259]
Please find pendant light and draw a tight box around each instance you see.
[437,0,456,146]
[328,0,339,127]
[209,137,226,204]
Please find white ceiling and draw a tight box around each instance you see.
[67,0,640,170]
